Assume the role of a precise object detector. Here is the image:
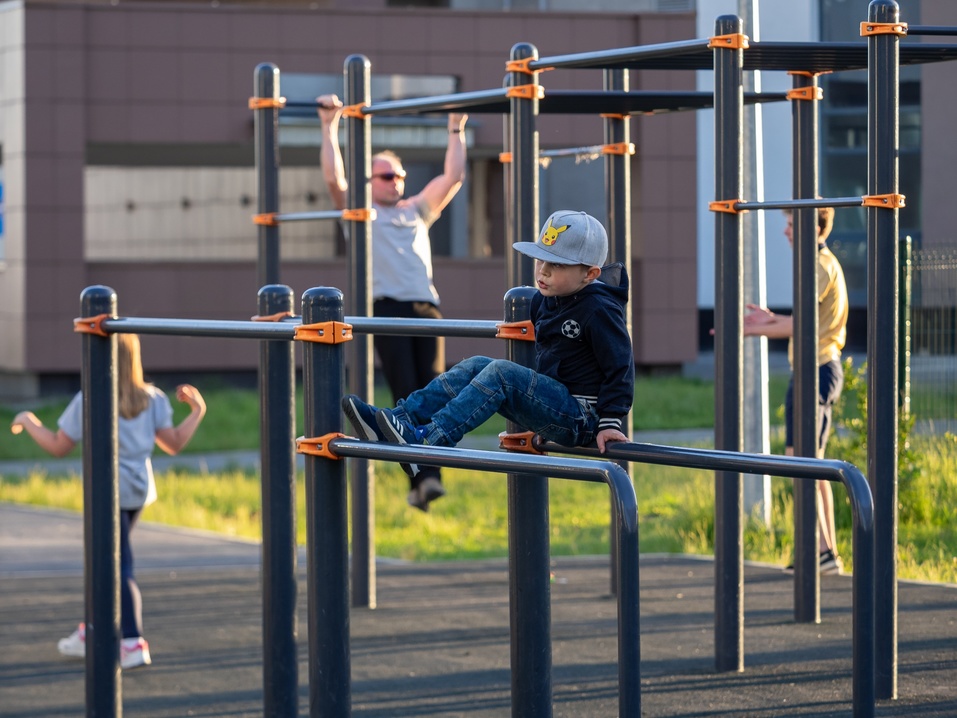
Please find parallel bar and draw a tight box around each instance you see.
[80,285,121,718]
[712,13,745,675]
[326,437,641,718]
[535,439,875,718]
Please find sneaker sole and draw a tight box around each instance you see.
[57,644,85,659]
[407,487,429,512]
[342,396,380,442]
[419,478,446,504]
[376,411,420,479]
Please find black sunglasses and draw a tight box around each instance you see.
[371,172,406,182]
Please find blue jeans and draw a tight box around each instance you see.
[395,356,598,448]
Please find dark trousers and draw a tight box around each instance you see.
[784,359,845,453]
[374,298,444,487]
[120,509,144,639]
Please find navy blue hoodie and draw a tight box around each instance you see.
[529,262,634,433]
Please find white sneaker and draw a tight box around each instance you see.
[121,637,152,669]
[57,624,86,659]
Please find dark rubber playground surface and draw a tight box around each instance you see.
[1,502,955,717]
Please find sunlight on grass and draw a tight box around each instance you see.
[2,436,955,585]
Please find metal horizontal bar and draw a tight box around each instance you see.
[272,210,344,223]
[329,438,635,526]
[539,440,869,496]
[345,316,501,339]
[101,317,297,340]
[904,26,957,36]
[534,38,711,71]
[365,88,511,116]
[540,145,604,158]
[732,196,866,212]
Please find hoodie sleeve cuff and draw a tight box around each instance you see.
[598,417,623,433]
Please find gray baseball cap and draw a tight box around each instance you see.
[513,210,608,266]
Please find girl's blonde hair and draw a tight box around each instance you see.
[117,334,151,419]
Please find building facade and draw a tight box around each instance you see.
[0,0,699,396]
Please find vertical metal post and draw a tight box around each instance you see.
[739,0,772,528]
[258,284,299,717]
[898,236,912,416]
[301,287,351,717]
[80,285,121,717]
[867,0,900,699]
[502,74,515,289]
[791,72,821,623]
[255,63,281,287]
[712,14,745,674]
[504,286,552,717]
[603,67,633,596]
[344,54,376,609]
[509,43,540,288]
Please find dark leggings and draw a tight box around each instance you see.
[120,509,144,639]
[373,298,444,487]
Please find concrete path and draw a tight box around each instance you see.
[2,502,956,717]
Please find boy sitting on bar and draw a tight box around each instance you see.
[343,210,635,510]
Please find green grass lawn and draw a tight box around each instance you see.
[0,374,792,460]
[3,371,956,584]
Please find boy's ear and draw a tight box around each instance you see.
[585,265,602,282]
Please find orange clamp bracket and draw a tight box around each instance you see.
[506,84,545,101]
[496,320,535,341]
[498,152,513,164]
[341,102,368,119]
[248,97,287,110]
[505,58,553,75]
[294,321,353,344]
[296,433,347,460]
[341,208,376,222]
[786,87,824,101]
[253,212,279,226]
[601,142,636,156]
[251,311,294,322]
[709,199,748,214]
[708,33,750,50]
[74,314,113,337]
[499,431,545,455]
[600,113,629,120]
[862,193,905,209]
[787,70,832,78]
[860,21,908,37]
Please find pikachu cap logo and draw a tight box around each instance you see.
[540,218,569,246]
[512,210,609,267]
